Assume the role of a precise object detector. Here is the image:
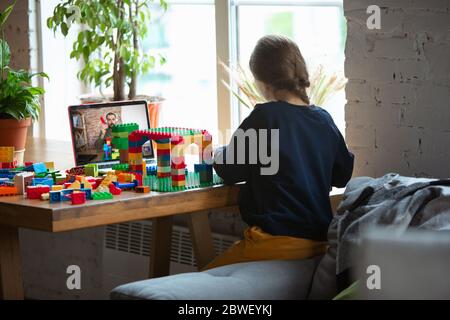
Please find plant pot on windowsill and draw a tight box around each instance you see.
[0,117,32,164]
[78,93,165,129]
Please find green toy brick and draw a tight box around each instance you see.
[92,192,113,200]
[112,137,129,150]
[112,163,129,171]
[84,164,98,177]
[112,123,139,133]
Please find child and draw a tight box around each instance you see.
[207,35,354,269]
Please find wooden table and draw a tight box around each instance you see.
[0,138,343,300]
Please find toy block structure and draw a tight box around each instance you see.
[112,123,139,163]
[127,127,213,189]
[84,164,98,177]
[0,147,14,163]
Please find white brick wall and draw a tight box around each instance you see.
[344,0,450,178]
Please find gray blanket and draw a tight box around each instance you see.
[328,173,450,275]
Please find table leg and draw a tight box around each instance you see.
[0,225,24,300]
[187,211,216,270]
[149,216,173,278]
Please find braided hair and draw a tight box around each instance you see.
[249,35,310,105]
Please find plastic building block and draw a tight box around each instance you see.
[32,177,54,186]
[61,189,74,201]
[92,192,113,200]
[26,185,51,199]
[1,161,16,169]
[32,162,47,174]
[0,186,18,196]
[112,163,129,172]
[14,172,34,195]
[113,180,138,190]
[67,165,85,176]
[41,193,50,200]
[81,188,92,200]
[84,164,98,177]
[112,123,139,133]
[108,183,122,195]
[51,185,64,191]
[135,186,150,193]
[70,191,86,205]
[49,191,62,203]
[0,147,14,163]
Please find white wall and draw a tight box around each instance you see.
[344,0,450,178]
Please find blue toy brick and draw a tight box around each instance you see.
[32,177,54,186]
[194,163,213,172]
[49,191,62,203]
[81,188,92,200]
[113,181,138,189]
[32,162,47,174]
[61,189,74,201]
[157,154,171,161]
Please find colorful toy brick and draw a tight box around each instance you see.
[14,172,34,195]
[92,192,113,200]
[26,185,51,199]
[50,191,62,203]
[84,164,98,177]
[32,177,54,186]
[67,165,85,176]
[32,162,48,174]
[113,180,138,190]
[69,191,86,205]
[108,183,122,195]
[41,193,50,200]
[1,161,17,169]
[135,186,150,193]
[0,186,18,196]
[52,185,64,191]
[0,147,14,163]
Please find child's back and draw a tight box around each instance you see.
[214,101,353,241]
[206,34,353,270]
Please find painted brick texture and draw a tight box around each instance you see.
[344,0,450,178]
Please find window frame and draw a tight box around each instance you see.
[36,0,344,142]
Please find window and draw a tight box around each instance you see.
[138,1,218,139]
[232,0,346,133]
[38,0,346,142]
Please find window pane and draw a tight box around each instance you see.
[236,3,346,133]
[138,4,218,138]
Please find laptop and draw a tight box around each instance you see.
[68,100,155,169]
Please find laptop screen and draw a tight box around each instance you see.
[68,100,153,166]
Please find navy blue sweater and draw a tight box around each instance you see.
[213,101,354,241]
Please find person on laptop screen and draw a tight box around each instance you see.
[95,112,119,152]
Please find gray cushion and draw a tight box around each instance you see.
[111,256,322,300]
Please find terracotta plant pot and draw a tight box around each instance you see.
[0,118,32,150]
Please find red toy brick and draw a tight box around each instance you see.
[26,186,51,199]
[109,183,122,195]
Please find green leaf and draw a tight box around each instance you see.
[46,17,53,29]
[0,1,15,29]
[61,22,69,36]
[0,39,11,68]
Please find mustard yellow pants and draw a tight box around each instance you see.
[202,226,327,271]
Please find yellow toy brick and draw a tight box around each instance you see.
[0,147,14,163]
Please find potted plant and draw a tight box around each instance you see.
[47,0,168,128]
[0,1,48,162]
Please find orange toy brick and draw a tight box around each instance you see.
[0,186,18,196]
[135,186,150,193]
